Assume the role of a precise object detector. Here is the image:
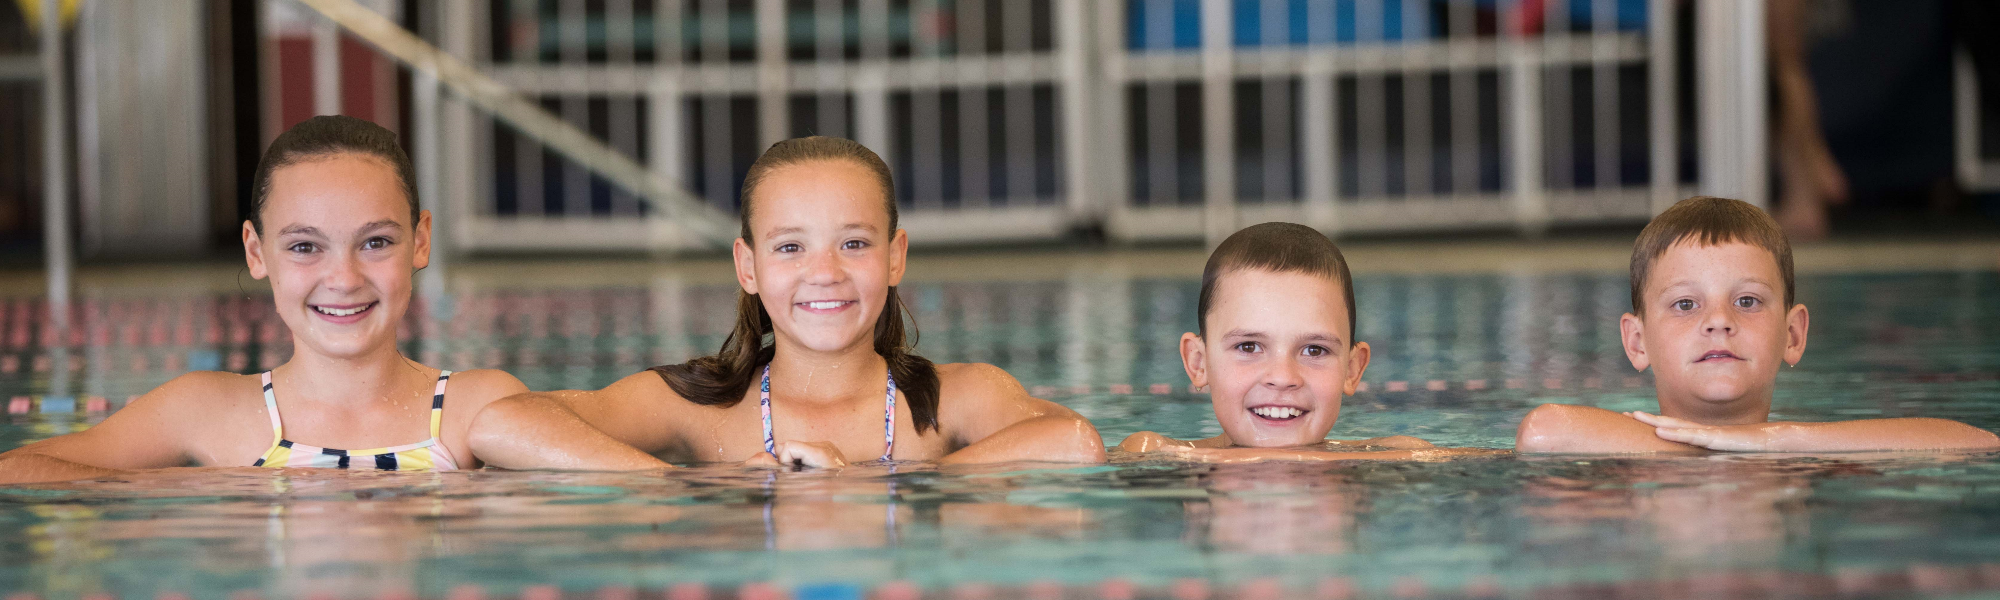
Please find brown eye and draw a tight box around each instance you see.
[1735,296,1759,309]
[1301,345,1330,358]
[1234,342,1262,354]
[776,242,802,253]
[1672,299,1695,312]
[288,242,318,254]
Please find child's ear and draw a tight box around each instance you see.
[887,228,908,287]
[1619,312,1649,371]
[242,221,268,280]
[1179,332,1208,391]
[1343,341,1371,396]
[733,237,758,295]
[1783,303,1809,366]
[412,210,433,271]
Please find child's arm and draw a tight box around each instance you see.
[1115,431,1196,453]
[1156,445,1497,464]
[465,383,676,471]
[935,364,1107,465]
[0,373,222,484]
[1515,404,1706,453]
[1629,412,2000,452]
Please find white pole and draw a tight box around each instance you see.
[1201,0,1237,247]
[312,10,341,115]
[1649,0,1678,213]
[42,0,72,326]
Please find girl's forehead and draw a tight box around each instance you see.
[265,155,410,222]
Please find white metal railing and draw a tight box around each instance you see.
[283,0,1771,252]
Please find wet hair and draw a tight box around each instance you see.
[650,136,941,433]
[1196,222,1357,344]
[248,115,419,233]
[1629,196,1795,315]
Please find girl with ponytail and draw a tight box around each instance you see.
[467,137,1104,468]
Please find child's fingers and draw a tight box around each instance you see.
[742,451,782,468]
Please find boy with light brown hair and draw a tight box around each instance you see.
[1516,196,1999,453]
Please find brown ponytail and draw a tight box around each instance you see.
[649,136,941,433]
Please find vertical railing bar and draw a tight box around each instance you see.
[560,0,590,216]
[1143,0,1175,207]
[609,0,640,216]
[1402,0,1432,198]
[1449,0,1477,196]
[1545,0,1571,197]
[1200,0,1236,245]
[1091,0,1128,228]
[959,0,990,208]
[512,0,545,218]
[1507,0,1548,234]
[1647,0,1674,213]
[1260,0,1290,204]
[40,0,70,318]
[1302,0,1338,232]
[440,0,479,250]
[1058,0,1099,220]
[313,8,342,116]
[1356,0,1385,199]
[1591,0,1618,199]
[700,0,732,211]
[814,0,846,138]
[1003,0,1034,208]
[855,0,890,164]
[912,0,943,209]
[755,0,788,147]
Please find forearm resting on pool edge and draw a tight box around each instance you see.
[467,393,673,471]
[1648,417,2000,452]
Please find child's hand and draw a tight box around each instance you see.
[744,441,849,469]
[1627,411,1772,451]
[1116,431,1176,453]
[1157,445,1283,464]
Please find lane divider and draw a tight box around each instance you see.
[9,564,2000,600]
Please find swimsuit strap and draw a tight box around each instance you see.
[260,371,283,446]
[759,365,898,462]
[429,370,453,439]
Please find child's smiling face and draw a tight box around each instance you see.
[1622,240,1809,424]
[244,153,429,360]
[1184,268,1371,448]
[736,159,907,355]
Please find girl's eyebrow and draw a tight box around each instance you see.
[278,224,323,238]
[356,220,405,234]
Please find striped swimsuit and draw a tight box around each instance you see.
[759,364,898,462]
[252,370,461,471]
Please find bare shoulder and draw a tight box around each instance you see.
[441,369,530,411]
[138,371,262,413]
[935,362,1028,401]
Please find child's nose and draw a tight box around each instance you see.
[1703,307,1736,335]
[1264,359,1305,390]
[802,249,845,285]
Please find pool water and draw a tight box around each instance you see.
[3,265,2000,599]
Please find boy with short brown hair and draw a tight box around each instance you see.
[1117,222,1457,462]
[1516,196,1998,452]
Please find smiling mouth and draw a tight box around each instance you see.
[1249,406,1306,421]
[1695,350,1742,363]
[311,302,376,318]
[796,300,855,312]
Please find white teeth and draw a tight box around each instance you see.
[1251,406,1303,419]
[313,304,368,317]
[804,301,846,310]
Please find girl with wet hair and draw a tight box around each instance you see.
[0,116,529,483]
[468,136,1104,468]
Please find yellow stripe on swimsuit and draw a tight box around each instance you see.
[251,370,461,471]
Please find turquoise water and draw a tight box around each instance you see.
[3,270,1999,599]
